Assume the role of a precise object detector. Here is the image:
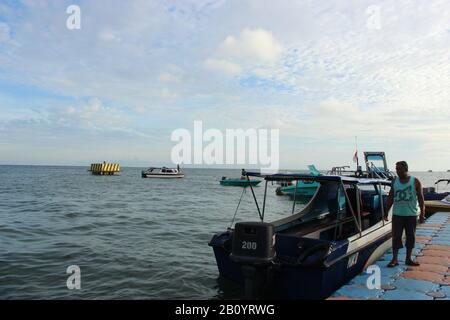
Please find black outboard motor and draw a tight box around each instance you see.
[230,222,275,298]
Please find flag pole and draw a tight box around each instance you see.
[355,136,359,167]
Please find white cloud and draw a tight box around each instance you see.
[203,58,242,75]
[0,22,10,42]
[203,28,283,77]
[160,88,178,99]
[159,64,184,83]
[219,28,283,63]
[98,29,121,42]
[159,72,179,82]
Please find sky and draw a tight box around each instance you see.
[0,0,449,170]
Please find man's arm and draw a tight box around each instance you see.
[385,186,394,220]
[415,178,426,223]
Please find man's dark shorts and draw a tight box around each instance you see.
[392,215,417,250]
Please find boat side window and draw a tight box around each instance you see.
[359,184,387,227]
[328,184,360,240]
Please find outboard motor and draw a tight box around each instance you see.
[230,222,275,298]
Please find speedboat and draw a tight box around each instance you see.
[276,165,320,197]
[423,179,450,201]
[209,171,392,299]
[220,177,261,187]
[141,166,184,178]
[425,194,450,215]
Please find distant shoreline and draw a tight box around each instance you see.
[0,164,448,173]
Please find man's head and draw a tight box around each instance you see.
[396,161,409,178]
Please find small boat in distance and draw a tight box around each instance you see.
[220,177,261,187]
[425,194,450,215]
[423,179,450,201]
[141,165,184,178]
[220,169,261,187]
[276,165,320,197]
[428,170,433,173]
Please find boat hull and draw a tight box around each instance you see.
[220,180,261,187]
[276,181,319,196]
[424,193,450,201]
[277,186,317,196]
[141,173,185,178]
[425,200,450,214]
[209,225,392,299]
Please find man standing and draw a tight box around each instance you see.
[385,161,425,267]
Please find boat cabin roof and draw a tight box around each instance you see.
[244,171,391,186]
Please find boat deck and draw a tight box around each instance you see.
[328,212,450,300]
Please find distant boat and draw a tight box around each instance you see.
[425,194,450,215]
[423,179,450,201]
[276,165,320,196]
[447,170,450,172]
[141,166,184,178]
[428,170,433,173]
[220,177,261,187]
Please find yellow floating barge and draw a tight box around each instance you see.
[90,162,120,175]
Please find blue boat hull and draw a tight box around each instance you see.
[424,192,450,201]
[210,229,391,299]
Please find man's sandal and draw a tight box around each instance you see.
[387,261,399,268]
[406,260,420,266]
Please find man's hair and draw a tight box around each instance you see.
[396,161,408,171]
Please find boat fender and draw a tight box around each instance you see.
[296,244,330,267]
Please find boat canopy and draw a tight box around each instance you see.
[243,170,391,185]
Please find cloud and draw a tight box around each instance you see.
[159,64,184,83]
[0,22,10,42]
[98,29,121,42]
[203,58,242,76]
[203,28,283,77]
[219,28,283,63]
[159,72,180,82]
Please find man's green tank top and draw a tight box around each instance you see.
[393,176,419,216]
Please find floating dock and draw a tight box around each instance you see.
[90,162,120,175]
[329,212,450,300]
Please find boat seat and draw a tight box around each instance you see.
[345,188,368,216]
[346,188,372,228]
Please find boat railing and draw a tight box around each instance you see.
[367,162,395,180]
[327,166,350,175]
[435,179,450,192]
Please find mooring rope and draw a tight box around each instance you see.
[229,187,246,229]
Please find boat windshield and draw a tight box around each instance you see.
[299,181,345,221]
